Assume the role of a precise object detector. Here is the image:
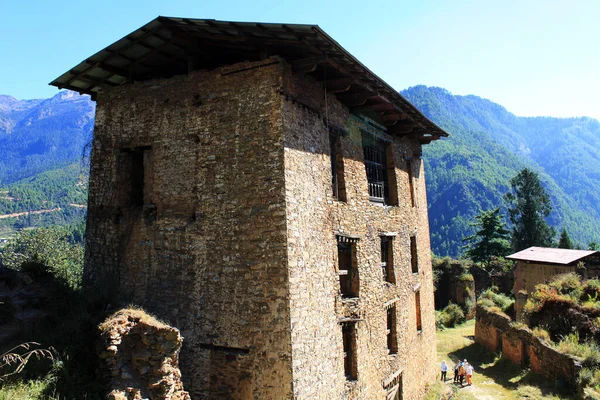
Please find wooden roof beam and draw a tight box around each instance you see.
[324,78,353,93]
[291,56,327,73]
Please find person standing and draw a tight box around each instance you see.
[440,360,448,381]
[453,361,459,383]
[458,361,465,385]
[466,362,474,386]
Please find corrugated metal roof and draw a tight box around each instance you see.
[507,246,600,265]
[49,16,449,142]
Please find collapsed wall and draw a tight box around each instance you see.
[98,308,190,400]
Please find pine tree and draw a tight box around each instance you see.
[463,208,511,266]
[558,228,574,249]
[505,168,555,251]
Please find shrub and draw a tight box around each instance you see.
[436,303,465,328]
[479,288,514,312]
[552,273,583,300]
[532,327,551,343]
[477,298,495,309]
[0,228,83,290]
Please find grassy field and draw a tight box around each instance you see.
[433,320,577,400]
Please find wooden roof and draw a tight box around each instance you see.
[507,247,600,265]
[49,16,449,143]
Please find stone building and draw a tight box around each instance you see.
[51,17,449,399]
[509,246,600,321]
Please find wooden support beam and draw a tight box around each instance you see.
[324,78,353,93]
[335,93,371,107]
[388,120,418,135]
[291,56,327,73]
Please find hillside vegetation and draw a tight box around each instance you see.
[403,86,600,256]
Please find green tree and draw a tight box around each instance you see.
[558,228,574,249]
[505,168,556,251]
[462,208,511,267]
[589,242,600,251]
[0,228,83,290]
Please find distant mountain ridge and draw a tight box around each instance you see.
[0,91,95,184]
[402,85,600,256]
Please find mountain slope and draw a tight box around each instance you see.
[0,91,95,184]
[402,86,600,256]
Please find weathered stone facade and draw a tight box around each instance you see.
[84,53,437,398]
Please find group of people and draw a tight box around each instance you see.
[440,359,473,386]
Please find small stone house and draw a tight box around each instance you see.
[509,246,600,320]
[51,17,449,399]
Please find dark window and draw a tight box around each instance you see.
[415,291,422,332]
[121,146,152,207]
[330,133,346,201]
[381,237,395,284]
[407,160,415,207]
[362,133,397,205]
[338,241,359,298]
[410,236,418,274]
[342,322,357,380]
[387,306,398,354]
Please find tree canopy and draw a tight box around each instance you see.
[505,168,555,251]
[558,228,574,249]
[462,207,511,266]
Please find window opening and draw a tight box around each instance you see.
[121,146,152,207]
[342,322,357,380]
[415,291,422,332]
[387,306,398,354]
[381,236,395,284]
[338,241,359,298]
[410,236,418,274]
[329,133,346,201]
[407,159,415,207]
[362,132,397,205]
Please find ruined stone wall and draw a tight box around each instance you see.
[98,309,190,400]
[87,58,293,399]
[513,262,575,319]
[281,66,437,399]
[475,305,580,389]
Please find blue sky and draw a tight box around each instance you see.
[1,0,599,120]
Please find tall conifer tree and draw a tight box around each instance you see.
[505,168,555,251]
[463,208,511,266]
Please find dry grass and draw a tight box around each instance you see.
[98,306,169,332]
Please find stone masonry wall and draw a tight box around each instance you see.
[86,56,438,399]
[475,305,581,389]
[87,58,292,399]
[281,65,437,399]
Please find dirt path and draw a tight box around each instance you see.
[435,320,572,400]
[0,207,61,219]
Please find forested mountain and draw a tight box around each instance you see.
[0,91,94,184]
[2,88,600,257]
[402,86,600,256]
